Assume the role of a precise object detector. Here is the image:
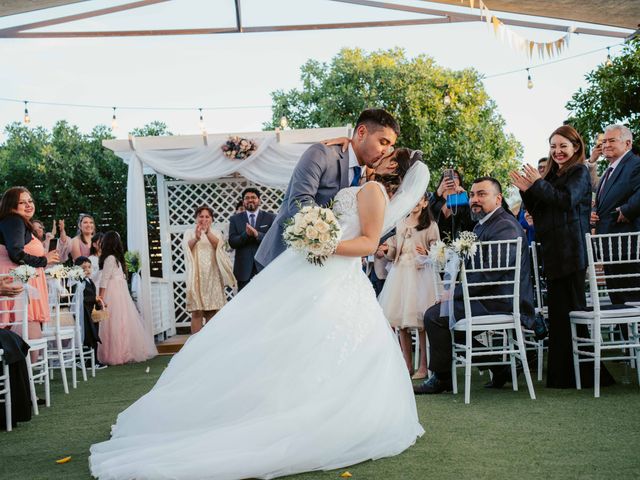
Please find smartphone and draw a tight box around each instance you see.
[444,168,455,182]
[48,238,58,252]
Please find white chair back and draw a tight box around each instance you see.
[459,237,522,326]
[0,288,29,340]
[586,232,640,320]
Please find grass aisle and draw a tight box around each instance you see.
[1,356,638,480]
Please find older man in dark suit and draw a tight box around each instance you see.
[228,188,276,291]
[591,124,640,304]
[415,177,535,394]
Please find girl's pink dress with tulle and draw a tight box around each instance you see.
[97,255,157,365]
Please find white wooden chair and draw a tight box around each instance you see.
[570,232,640,398]
[0,289,50,415]
[522,241,547,382]
[0,348,10,431]
[68,281,96,380]
[43,278,79,393]
[451,237,536,404]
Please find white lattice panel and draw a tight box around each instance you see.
[161,176,283,329]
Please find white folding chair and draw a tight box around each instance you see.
[0,289,50,415]
[68,281,96,380]
[522,241,547,382]
[0,349,11,431]
[43,278,78,393]
[451,237,536,404]
[570,232,640,398]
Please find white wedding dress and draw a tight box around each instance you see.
[90,181,425,480]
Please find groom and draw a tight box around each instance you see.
[255,108,400,269]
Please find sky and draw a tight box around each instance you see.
[0,0,632,165]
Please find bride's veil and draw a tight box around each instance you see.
[381,151,431,236]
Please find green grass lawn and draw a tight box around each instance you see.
[1,356,639,480]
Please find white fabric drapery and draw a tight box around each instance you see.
[119,134,311,334]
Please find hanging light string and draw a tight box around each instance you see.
[483,41,623,80]
[1,42,625,123]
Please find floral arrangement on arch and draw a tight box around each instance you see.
[221,136,258,160]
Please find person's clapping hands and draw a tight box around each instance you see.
[509,164,540,192]
[246,223,258,237]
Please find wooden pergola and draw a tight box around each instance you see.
[0,0,636,39]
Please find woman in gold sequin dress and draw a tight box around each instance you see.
[182,205,236,333]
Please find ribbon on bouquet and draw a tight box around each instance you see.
[437,249,462,329]
[22,282,40,300]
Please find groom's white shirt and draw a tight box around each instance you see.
[348,144,361,185]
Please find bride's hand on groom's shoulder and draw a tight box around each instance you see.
[321,137,350,152]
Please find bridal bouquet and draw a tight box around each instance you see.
[283,205,342,266]
[9,265,38,283]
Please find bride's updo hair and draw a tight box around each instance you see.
[375,148,421,196]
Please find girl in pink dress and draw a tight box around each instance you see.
[0,187,59,340]
[97,231,156,365]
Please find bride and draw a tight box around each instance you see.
[89,148,430,480]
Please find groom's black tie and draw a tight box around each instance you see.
[351,166,362,187]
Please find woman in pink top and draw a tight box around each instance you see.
[70,214,95,261]
[0,187,59,340]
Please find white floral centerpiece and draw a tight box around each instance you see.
[45,264,67,280]
[66,265,86,282]
[428,231,478,267]
[451,231,478,259]
[9,265,38,283]
[283,205,342,266]
[221,136,258,160]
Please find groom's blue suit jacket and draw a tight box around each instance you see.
[255,144,350,268]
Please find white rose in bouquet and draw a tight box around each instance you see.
[283,205,342,266]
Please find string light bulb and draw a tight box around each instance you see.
[279,115,288,129]
[23,101,30,124]
[111,107,118,131]
[198,108,205,131]
[605,47,613,67]
[526,68,534,89]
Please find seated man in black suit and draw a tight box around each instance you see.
[415,177,535,394]
[228,188,276,291]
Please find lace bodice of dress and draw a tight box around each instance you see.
[332,183,388,241]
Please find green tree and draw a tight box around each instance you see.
[130,121,172,137]
[266,48,522,187]
[567,37,640,156]
[0,120,127,243]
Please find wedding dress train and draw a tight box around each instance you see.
[90,179,427,480]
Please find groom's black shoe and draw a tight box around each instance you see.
[413,375,453,395]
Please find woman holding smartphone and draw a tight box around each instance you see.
[509,125,613,388]
[429,168,474,240]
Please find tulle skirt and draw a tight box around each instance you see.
[90,250,423,480]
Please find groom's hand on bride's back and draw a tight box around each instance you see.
[321,137,351,152]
